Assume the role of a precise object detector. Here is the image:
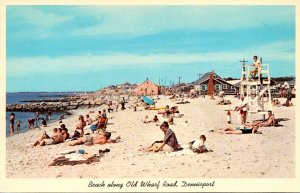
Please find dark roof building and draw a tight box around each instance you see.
[192,71,239,95]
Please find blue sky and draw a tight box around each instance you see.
[6,6,295,92]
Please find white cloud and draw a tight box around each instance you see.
[70,6,295,37]
[7,6,294,38]
[7,40,294,77]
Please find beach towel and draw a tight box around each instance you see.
[166,144,212,157]
[166,147,195,157]
[49,154,103,166]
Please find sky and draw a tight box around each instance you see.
[6,5,295,92]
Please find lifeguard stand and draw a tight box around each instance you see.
[240,59,273,117]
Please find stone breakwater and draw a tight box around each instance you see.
[6,96,106,112]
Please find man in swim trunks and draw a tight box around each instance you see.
[249,110,276,127]
[234,96,248,124]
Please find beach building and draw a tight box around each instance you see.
[171,83,194,93]
[192,71,239,95]
[134,79,160,96]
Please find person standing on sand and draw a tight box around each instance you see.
[9,113,15,135]
[121,97,126,110]
[234,96,248,124]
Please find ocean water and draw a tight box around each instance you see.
[5,92,80,137]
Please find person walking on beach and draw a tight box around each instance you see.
[9,113,15,135]
[250,55,262,79]
[234,96,248,124]
[121,97,126,110]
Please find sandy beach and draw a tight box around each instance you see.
[6,95,295,178]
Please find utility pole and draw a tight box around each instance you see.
[178,76,182,84]
[240,59,248,66]
[240,59,248,80]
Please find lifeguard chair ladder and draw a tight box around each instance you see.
[240,63,273,116]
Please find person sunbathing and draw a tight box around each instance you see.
[32,130,52,147]
[69,132,121,146]
[272,99,281,106]
[141,122,180,152]
[218,124,260,135]
[249,110,276,127]
[38,130,65,146]
[176,98,190,104]
[143,115,151,123]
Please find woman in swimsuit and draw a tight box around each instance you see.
[218,124,259,135]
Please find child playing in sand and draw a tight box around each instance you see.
[189,135,208,153]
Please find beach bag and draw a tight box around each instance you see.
[90,124,98,131]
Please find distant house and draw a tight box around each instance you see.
[192,71,239,95]
[171,83,194,93]
[287,78,296,88]
[134,79,160,96]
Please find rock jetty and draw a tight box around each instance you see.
[6,95,106,112]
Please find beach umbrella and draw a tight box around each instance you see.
[143,96,155,105]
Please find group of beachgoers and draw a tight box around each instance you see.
[30,96,134,147]
[11,87,281,155]
[28,95,211,155]
[8,110,60,135]
[217,94,277,135]
[31,109,121,147]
